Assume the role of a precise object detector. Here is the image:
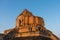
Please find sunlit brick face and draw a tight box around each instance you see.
[15,9,46,37]
[15,9,45,37]
[16,9,45,30]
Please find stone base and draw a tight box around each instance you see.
[11,36,52,40]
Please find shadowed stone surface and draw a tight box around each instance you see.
[11,36,52,40]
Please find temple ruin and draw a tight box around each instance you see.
[3,9,59,40]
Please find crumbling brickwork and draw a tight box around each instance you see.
[3,9,59,40]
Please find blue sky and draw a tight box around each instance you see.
[0,0,60,38]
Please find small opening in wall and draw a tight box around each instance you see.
[28,26,32,32]
[19,19,23,26]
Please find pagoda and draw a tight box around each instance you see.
[3,9,59,40]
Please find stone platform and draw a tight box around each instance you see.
[12,36,51,40]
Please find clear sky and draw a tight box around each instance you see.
[0,0,60,38]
